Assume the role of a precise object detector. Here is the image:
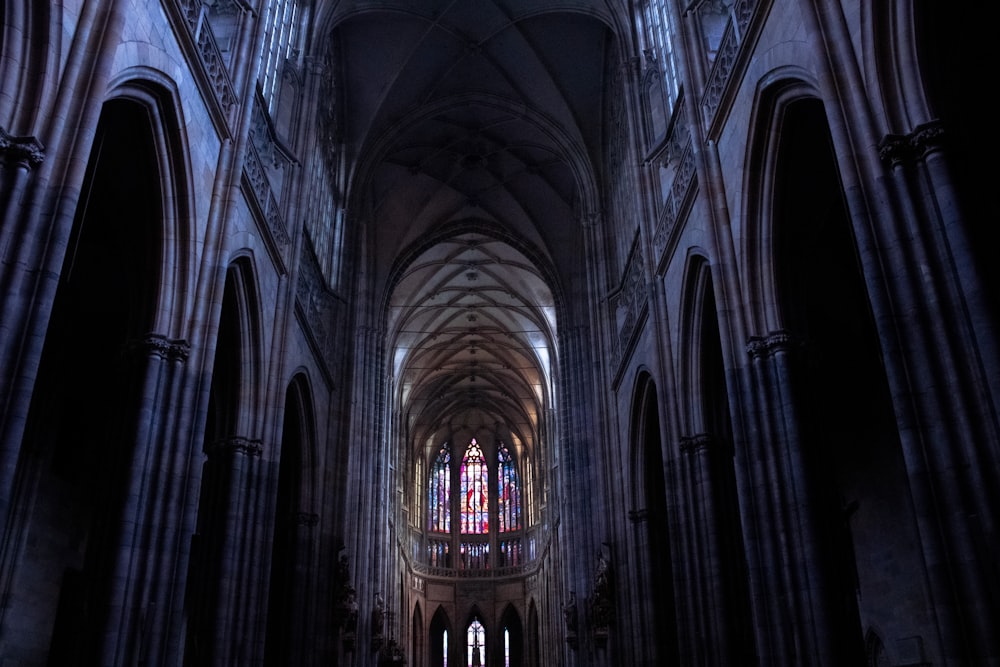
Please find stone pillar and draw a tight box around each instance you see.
[743,330,851,665]
[876,121,1000,663]
[197,435,263,665]
[679,432,732,666]
[95,334,191,665]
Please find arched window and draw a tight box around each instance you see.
[429,442,451,533]
[421,437,527,571]
[460,439,488,534]
[466,618,485,667]
[497,442,523,567]
[497,442,521,532]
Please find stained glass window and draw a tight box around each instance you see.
[497,442,521,532]
[429,442,451,533]
[504,627,511,667]
[443,629,448,667]
[467,618,485,667]
[460,439,488,534]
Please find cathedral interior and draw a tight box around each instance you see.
[0,1,997,665]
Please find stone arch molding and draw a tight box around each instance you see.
[740,72,823,335]
[104,71,198,339]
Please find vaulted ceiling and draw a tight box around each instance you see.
[320,0,621,461]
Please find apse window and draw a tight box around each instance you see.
[422,438,526,571]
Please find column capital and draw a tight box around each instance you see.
[879,119,947,165]
[746,329,797,358]
[0,127,45,169]
[130,333,191,361]
[206,436,263,458]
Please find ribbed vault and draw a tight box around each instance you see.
[320,0,618,462]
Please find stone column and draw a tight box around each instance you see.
[94,334,191,665]
[743,330,849,665]
[197,435,263,665]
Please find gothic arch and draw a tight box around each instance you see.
[741,73,822,334]
[498,603,523,667]
[0,0,56,132]
[103,74,196,336]
[216,254,267,438]
[264,372,319,665]
[411,601,424,667]
[429,605,452,667]
[677,252,714,432]
[626,370,680,665]
[8,95,167,664]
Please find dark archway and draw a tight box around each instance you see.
[637,379,680,664]
[429,606,451,667]
[265,375,314,665]
[694,267,755,661]
[527,600,539,667]
[185,266,251,666]
[15,98,161,665]
[773,97,904,664]
[497,604,523,667]
[411,602,424,667]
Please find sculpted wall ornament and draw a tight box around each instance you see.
[590,547,613,645]
[563,591,579,648]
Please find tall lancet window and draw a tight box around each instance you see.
[429,442,451,533]
[497,442,522,532]
[467,618,485,667]
[461,439,488,534]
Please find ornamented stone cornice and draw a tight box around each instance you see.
[746,329,797,358]
[0,127,45,169]
[207,436,263,458]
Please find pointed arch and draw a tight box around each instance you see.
[265,372,318,665]
[412,602,424,667]
[429,606,452,667]
[527,600,540,667]
[627,371,680,664]
[742,72,822,334]
[12,95,165,663]
[499,604,523,667]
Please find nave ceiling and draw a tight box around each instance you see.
[319,0,620,460]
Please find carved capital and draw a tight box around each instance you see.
[879,119,947,165]
[207,436,263,458]
[910,119,946,158]
[679,432,714,453]
[295,511,319,527]
[131,333,191,361]
[627,508,648,523]
[746,329,797,358]
[0,127,45,169]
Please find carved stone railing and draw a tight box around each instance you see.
[243,137,290,248]
[652,135,697,266]
[170,0,239,130]
[701,0,760,125]
[609,239,648,374]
